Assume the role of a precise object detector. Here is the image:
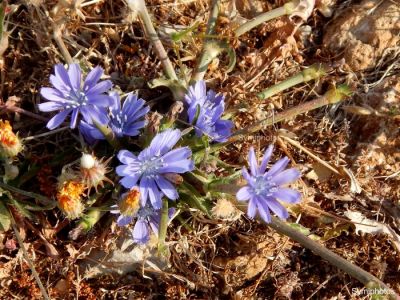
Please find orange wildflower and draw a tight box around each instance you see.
[118,188,140,217]
[57,180,85,219]
[0,120,22,158]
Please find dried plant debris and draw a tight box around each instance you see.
[324,0,400,71]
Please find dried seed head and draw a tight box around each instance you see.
[80,153,96,169]
[118,188,140,217]
[80,154,112,192]
[0,120,23,159]
[212,198,241,220]
[57,180,85,219]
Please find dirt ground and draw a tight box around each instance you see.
[0,0,399,299]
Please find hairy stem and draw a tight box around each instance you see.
[190,0,220,83]
[158,198,169,256]
[193,85,352,162]
[52,24,73,65]
[136,1,178,81]
[257,64,328,100]
[235,6,287,37]
[93,121,121,149]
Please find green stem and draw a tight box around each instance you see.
[257,64,328,100]
[193,84,352,162]
[137,2,178,81]
[234,6,287,37]
[190,0,220,83]
[93,120,121,149]
[158,198,169,255]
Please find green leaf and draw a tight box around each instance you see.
[170,21,199,42]
[322,223,352,241]
[148,77,187,101]
[289,223,320,240]
[179,182,211,217]
[226,45,237,73]
[0,201,11,232]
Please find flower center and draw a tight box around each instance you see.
[253,175,277,196]
[140,157,163,176]
[67,90,89,108]
[109,110,127,137]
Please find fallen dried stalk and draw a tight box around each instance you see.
[268,216,399,298]
[194,84,352,162]
[11,215,51,300]
[278,133,341,175]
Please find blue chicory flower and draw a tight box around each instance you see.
[236,145,301,223]
[185,80,233,142]
[116,129,194,209]
[79,91,149,142]
[111,190,175,244]
[38,64,113,130]
[132,206,175,244]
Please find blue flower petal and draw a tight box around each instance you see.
[265,198,288,220]
[117,215,133,226]
[259,145,274,174]
[84,66,103,90]
[67,64,82,91]
[272,187,301,204]
[271,168,301,186]
[46,109,71,130]
[236,186,251,201]
[155,175,178,200]
[37,101,64,112]
[147,178,162,209]
[132,219,150,244]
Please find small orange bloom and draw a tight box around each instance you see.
[118,188,140,216]
[57,180,85,219]
[0,120,22,158]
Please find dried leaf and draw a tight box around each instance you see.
[339,167,362,194]
[344,211,400,251]
[306,162,333,182]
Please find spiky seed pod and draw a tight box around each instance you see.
[0,120,23,159]
[79,153,112,192]
[57,180,85,220]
